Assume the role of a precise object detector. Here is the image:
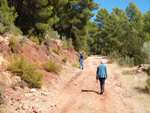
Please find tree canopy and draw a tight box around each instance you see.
[1,1,150,65]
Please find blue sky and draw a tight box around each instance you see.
[91,0,150,21]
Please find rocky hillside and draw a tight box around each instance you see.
[0,34,79,113]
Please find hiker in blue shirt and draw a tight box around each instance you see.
[96,60,107,94]
[79,52,84,69]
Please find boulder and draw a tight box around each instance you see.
[30,88,37,93]
[137,64,150,72]
[41,92,48,96]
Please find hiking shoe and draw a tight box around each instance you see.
[100,90,104,95]
[100,92,103,95]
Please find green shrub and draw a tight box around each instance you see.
[84,53,88,60]
[14,81,28,89]
[43,59,62,74]
[1,61,7,69]
[116,56,134,67]
[62,57,68,63]
[61,38,74,51]
[72,62,79,68]
[35,23,49,32]
[30,36,39,45]
[45,37,52,47]
[9,36,20,52]
[0,23,6,34]
[122,70,135,75]
[8,54,44,88]
[53,48,60,55]
[67,38,74,51]
[68,44,74,51]
[20,37,27,45]
[9,25,22,36]
[45,28,58,40]
[108,51,134,67]
[0,1,17,34]
[124,56,134,67]
[141,41,150,64]
[62,41,67,50]
[108,50,121,62]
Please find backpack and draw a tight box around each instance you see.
[78,56,81,62]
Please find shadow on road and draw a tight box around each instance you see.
[81,90,100,95]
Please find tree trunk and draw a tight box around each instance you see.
[100,43,102,54]
[68,24,72,38]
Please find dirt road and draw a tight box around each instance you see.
[52,56,133,113]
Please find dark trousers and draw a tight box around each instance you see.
[99,78,106,92]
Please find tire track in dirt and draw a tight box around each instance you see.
[52,56,133,113]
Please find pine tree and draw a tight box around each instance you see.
[0,0,17,34]
[54,0,99,51]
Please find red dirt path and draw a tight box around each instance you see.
[51,56,133,113]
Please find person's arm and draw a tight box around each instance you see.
[96,67,99,82]
[105,66,107,79]
[83,54,84,60]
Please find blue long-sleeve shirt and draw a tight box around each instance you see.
[80,54,84,60]
[96,64,107,79]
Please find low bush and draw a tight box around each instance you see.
[1,61,7,69]
[30,36,39,45]
[72,62,79,68]
[117,56,134,67]
[122,70,135,75]
[0,23,6,34]
[62,57,68,63]
[44,28,58,40]
[67,43,74,51]
[84,53,88,60]
[108,50,121,62]
[62,41,67,50]
[14,81,28,89]
[20,37,28,45]
[108,51,134,67]
[0,1,17,35]
[9,25,22,36]
[53,48,61,55]
[8,54,44,88]
[141,41,150,64]
[9,36,20,52]
[45,37,52,47]
[67,38,74,51]
[43,59,62,74]
[61,38,74,51]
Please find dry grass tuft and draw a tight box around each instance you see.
[122,70,136,75]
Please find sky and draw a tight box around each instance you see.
[91,0,150,21]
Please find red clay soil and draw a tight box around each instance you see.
[0,35,78,67]
[1,55,134,113]
[51,56,133,113]
[0,35,134,112]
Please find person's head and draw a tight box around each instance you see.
[80,52,82,54]
[101,60,104,64]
